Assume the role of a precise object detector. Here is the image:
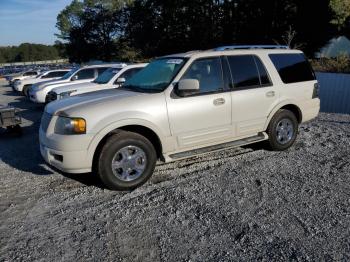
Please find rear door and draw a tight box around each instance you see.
[227,55,279,137]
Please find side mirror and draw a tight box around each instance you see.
[116,77,126,84]
[178,79,200,92]
[71,75,78,81]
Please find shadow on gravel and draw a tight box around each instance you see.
[0,90,50,175]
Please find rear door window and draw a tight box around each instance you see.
[227,55,271,89]
[269,53,316,84]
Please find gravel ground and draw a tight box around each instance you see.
[0,80,350,261]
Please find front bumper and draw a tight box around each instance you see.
[40,143,91,174]
[29,90,46,103]
[39,128,94,173]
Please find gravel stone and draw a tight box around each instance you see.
[0,80,349,261]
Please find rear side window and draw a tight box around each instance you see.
[269,53,315,84]
[227,55,271,89]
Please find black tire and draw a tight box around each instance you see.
[98,131,157,191]
[7,125,22,136]
[22,85,31,97]
[266,109,298,151]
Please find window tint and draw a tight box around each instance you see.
[24,71,37,76]
[255,57,271,86]
[42,71,64,78]
[97,67,109,75]
[123,58,186,92]
[181,57,224,94]
[41,72,54,78]
[227,55,261,88]
[117,68,143,83]
[54,71,69,77]
[269,53,315,84]
[75,69,95,80]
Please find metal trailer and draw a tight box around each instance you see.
[0,106,22,134]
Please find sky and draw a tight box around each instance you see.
[0,0,72,46]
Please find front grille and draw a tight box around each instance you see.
[45,92,57,103]
[41,112,52,133]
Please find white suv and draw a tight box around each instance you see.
[45,64,147,103]
[9,70,40,87]
[40,46,320,190]
[29,64,121,104]
[14,69,71,95]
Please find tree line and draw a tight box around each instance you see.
[56,0,350,63]
[0,43,63,63]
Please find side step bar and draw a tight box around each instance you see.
[169,132,267,160]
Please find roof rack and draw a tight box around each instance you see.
[214,45,290,51]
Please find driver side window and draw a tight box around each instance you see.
[180,57,224,95]
[74,69,95,80]
[114,68,142,84]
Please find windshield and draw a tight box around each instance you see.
[122,58,187,92]
[61,68,79,80]
[94,68,121,84]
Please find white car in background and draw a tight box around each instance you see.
[29,64,121,104]
[8,70,41,87]
[14,69,71,95]
[46,64,147,103]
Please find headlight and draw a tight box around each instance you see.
[15,80,21,86]
[59,90,76,99]
[54,116,86,135]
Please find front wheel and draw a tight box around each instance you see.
[266,109,298,151]
[98,131,157,191]
[22,85,31,96]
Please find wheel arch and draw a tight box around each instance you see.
[89,121,165,172]
[265,101,303,130]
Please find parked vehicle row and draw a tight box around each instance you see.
[46,64,146,103]
[33,45,320,191]
[14,69,71,95]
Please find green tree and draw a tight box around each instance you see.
[330,0,350,30]
[0,44,61,63]
[126,0,335,57]
[56,0,131,62]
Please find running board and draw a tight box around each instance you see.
[169,133,267,160]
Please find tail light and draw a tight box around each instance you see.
[312,83,319,99]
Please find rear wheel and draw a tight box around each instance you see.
[98,131,157,191]
[266,109,298,151]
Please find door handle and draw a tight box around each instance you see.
[213,98,225,106]
[266,91,275,97]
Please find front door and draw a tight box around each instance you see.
[166,57,232,150]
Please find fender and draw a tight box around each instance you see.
[264,99,302,130]
[85,118,168,166]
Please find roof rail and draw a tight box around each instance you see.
[214,45,290,51]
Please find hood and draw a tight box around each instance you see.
[36,78,68,88]
[52,82,98,94]
[45,89,145,115]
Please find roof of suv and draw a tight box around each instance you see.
[163,46,303,59]
[81,63,127,69]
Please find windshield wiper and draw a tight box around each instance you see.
[121,85,161,93]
